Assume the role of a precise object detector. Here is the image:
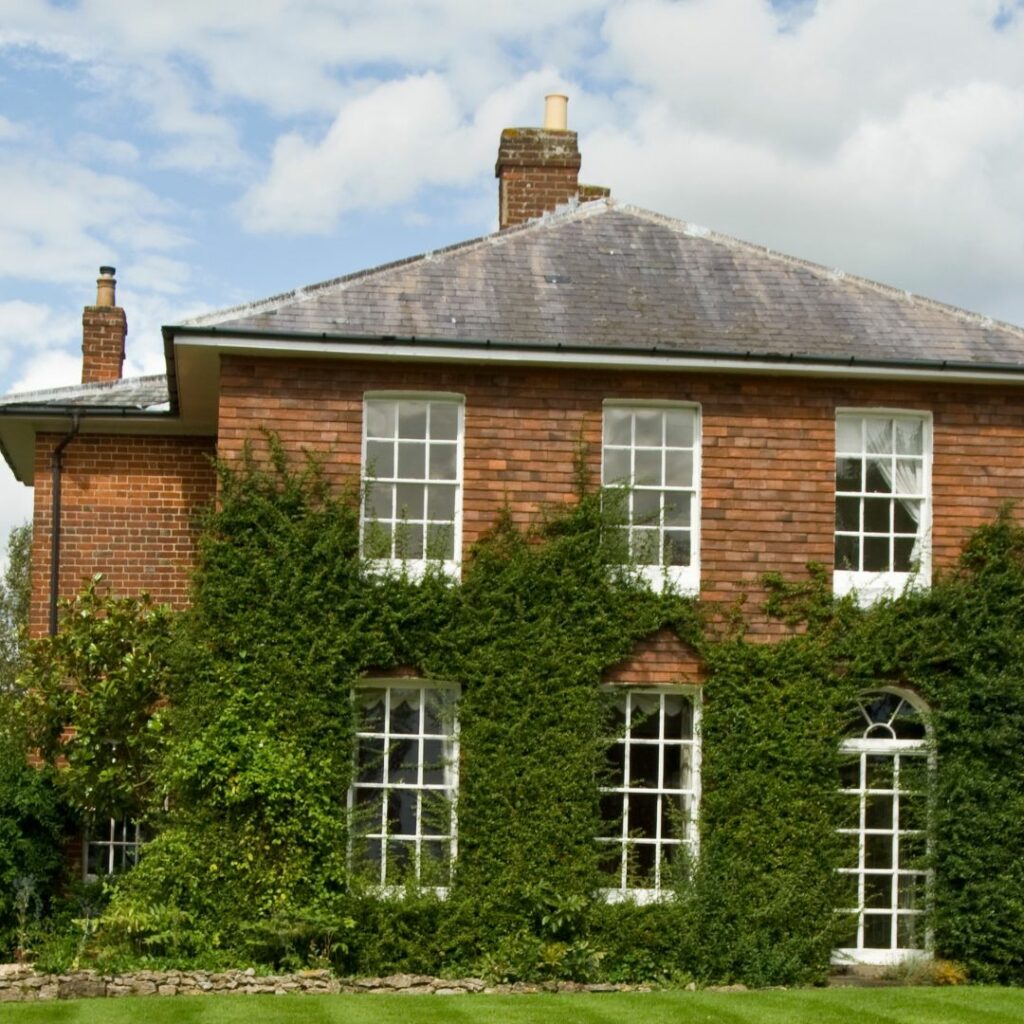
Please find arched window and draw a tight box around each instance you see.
[836,690,929,964]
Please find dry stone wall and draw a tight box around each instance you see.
[0,964,648,1002]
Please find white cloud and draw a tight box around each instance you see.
[0,300,78,378]
[0,114,23,141]
[239,70,572,233]
[8,348,81,394]
[0,471,33,566]
[69,132,140,167]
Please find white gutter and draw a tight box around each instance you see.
[173,332,1024,386]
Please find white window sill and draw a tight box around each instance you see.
[601,887,671,905]
[366,559,460,582]
[831,947,927,967]
[833,570,927,607]
[633,564,699,596]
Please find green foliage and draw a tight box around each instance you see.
[24,444,1024,986]
[0,687,64,958]
[21,578,173,819]
[0,523,32,689]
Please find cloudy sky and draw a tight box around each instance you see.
[1,0,1024,553]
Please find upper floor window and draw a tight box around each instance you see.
[602,404,700,593]
[349,682,459,888]
[361,395,463,578]
[834,412,930,603]
[836,691,929,965]
[598,688,700,899]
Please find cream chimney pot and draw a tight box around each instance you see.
[96,266,116,307]
[543,93,568,131]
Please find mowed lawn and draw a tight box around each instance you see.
[4,988,1023,1024]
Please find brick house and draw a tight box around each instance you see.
[3,96,1024,964]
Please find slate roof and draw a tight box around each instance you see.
[182,199,1024,369]
[0,374,170,412]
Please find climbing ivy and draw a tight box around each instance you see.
[26,440,1024,986]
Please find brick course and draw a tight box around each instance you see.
[81,306,126,384]
[29,434,216,637]
[217,355,1024,634]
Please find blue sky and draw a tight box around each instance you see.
[2,0,1024,546]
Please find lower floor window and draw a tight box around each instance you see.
[350,682,458,887]
[837,691,929,962]
[598,688,700,896]
[84,816,146,879]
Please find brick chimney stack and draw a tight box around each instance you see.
[496,94,611,230]
[82,266,126,383]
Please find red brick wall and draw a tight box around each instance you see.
[218,356,1024,633]
[603,629,705,686]
[29,434,216,637]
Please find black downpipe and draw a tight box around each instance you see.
[49,415,80,636]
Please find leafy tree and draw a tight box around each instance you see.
[0,523,31,689]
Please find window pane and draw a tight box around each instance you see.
[835,534,859,571]
[627,842,657,885]
[397,523,424,559]
[421,738,445,786]
[630,695,661,739]
[603,447,630,485]
[364,521,393,559]
[897,913,923,950]
[397,442,426,479]
[357,738,385,783]
[365,440,394,479]
[429,443,458,481]
[665,411,694,447]
[632,528,660,565]
[628,793,659,839]
[389,690,420,734]
[389,738,420,785]
[864,874,892,909]
[398,402,428,439]
[863,913,892,949]
[836,458,861,492]
[866,755,894,790]
[661,795,685,840]
[665,450,693,487]
[864,418,893,453]
[635,410,662,446]
[634,449,662,486]
[663,492,691,527]
[430,403,459,441]
[865,793,894,830]
[894,499,921,534]
[426,484,456,522]
[895,459,923,495]
[357,690,386,733]
[836,417,862,453]
[893,536,917,572]
[835,496,859,531]
[895,419,923,455]
[426,524,455,560]
[665,531,691,567]
[606,742,626,784]
[863,536,890,572]
[633,489,661,522]
[864,833,893,869]
[663,695,692,739]
[863,498,891,534]
[366,402,395,439]
[628,743,659,788]
[600,792,624,831]
[865,458,893,494]
[396,482,425,519]
[366,483,393,521]
[605,408,632,446]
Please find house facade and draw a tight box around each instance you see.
[3,97,1024,965]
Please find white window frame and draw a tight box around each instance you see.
[833,409,932,605]
[835,688,931,966]
[601,401,701,595]
[82,816,146,881]
[348,679,460,892]
[598,685,702,903]
[360,392,464,581]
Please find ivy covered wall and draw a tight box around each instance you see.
[14,444,1024,985]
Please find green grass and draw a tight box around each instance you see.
[3,988,1023,1024]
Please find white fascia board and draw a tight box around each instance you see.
[172,332,1024,386]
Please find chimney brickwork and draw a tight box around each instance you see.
[82,267,126,384]
[495,127,582,230]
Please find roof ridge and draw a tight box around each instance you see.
[613,202,1024,337]
[181,198,617,328]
